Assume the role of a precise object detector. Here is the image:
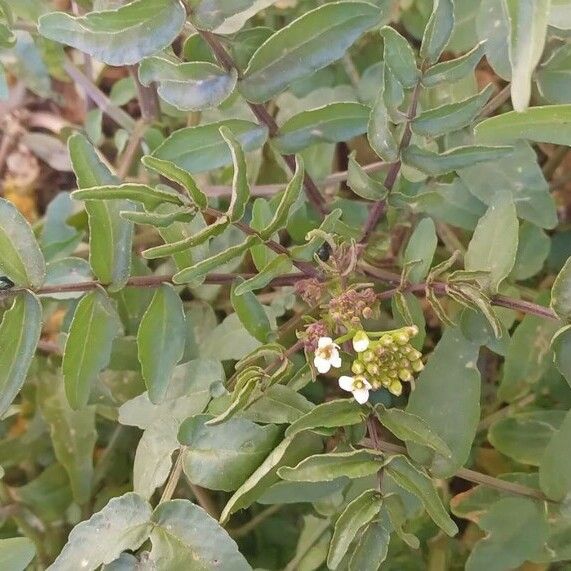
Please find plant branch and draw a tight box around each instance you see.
[128,64,161,123]
[197,29,328,216]
[367,439,551,503]
[362,263,559,320]
[227,505,283,538]
[160,446,187,504]
[63,59,136,132]
[360,80,422,244]
[477,83,511,119]
[0,272,308,301]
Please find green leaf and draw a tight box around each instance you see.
[139,56,237,111]
[498,308,561,402]
[380,25,419,89]
[512,222,550,280]
[72,183,183,210]
[465,497,548,571]
[403,217,437,284]
[278,449,383,482]
[420,0,455,64]
[69,133,135,290]
[465,196,519,294]
[38,0,186,66]
[368,83,399,162]
[231,278,273,343]
[422,41,485,87]
[274,103,369,154]
[242,385,315,424]
[149,500,251,570]
[0,538,35,571]
[285,399,366,438]
[50,493,152,570]
[0,197,46,288]
[375,405,451,458]
[63,289,123,409]
[406,327,481,477]
[141,155,207,209]
[412,84,494,137]
[348,518,390,571]
[133,416,179,500]
[260,158,304,238]
[506,0,551,111]
[475,105,571,146]
[488,410,565,466]
[327,490,383,570]
[137,284,186,404]
[191,0,276,34]
[540,409,571,501]
[552,325,571,385]
[0,292,41,418]
[385,455,458,536]
[220,126,251,222]
[120,208,196,228]
[36,371,97,504]
[258,478,347,505]
[233,254,292,296]
[536,44,571,104]
[153,120,268,174]
[347,153,387,201]
[403,144,513,176]
[239,1,382,103]
[458,141,557,230]
[173,236,259,286]
[219,432,323,522]
[551,257,571,321]
[178,414,281,491]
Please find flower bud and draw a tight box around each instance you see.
[395,331,410,345]
[366,363,380,376]
[407,325,419,337]
[389,380,403,396]
[351,360,365,375]
[352,330,370,353]
[399,369,413,382]
[411,359,424,372]
[362,349,375,363]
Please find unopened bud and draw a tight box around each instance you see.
[411,359,424,372]
[389,380,403,396]
[407,325,419,337]
[362,307,373,319]
[351,360,365,374]
[362,350,375,363]
[399,369,413,382]
[352,330,370,353]
[395,331,409,345]
[366,363,380,376]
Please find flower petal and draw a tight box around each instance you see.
[338,375,354,392]
[314,356,331,374]
[330,352,342,369]
[318,336,333,349]
[362,378,373,390]
[353,388,370,404]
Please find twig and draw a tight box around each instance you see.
[227,505,283,538]
[117,119,147,179]
[477,83,511,119]
[360,80,422,244]
[128,64,161,123]
[160,446,186,504]
[197,29,328,216]
[189,484,220,520]
[476,394,536,433]
[368,439,551,503]
[542,146,569,179]
[63,59,136,132]
[361,263,559,320]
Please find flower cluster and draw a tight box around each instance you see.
[311,326,423,404]
[328,287,377,326]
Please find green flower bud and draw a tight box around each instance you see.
[389,380,403,396]
[399,369,413,382]
[411,359,424,372]
[362,349,375,363]
[366,363,380,376]
[352,360,365,374]
[395,331,409,345]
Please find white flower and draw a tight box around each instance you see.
[313,336,342,374]
[339,375,372,404]
[352,330,370,353]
